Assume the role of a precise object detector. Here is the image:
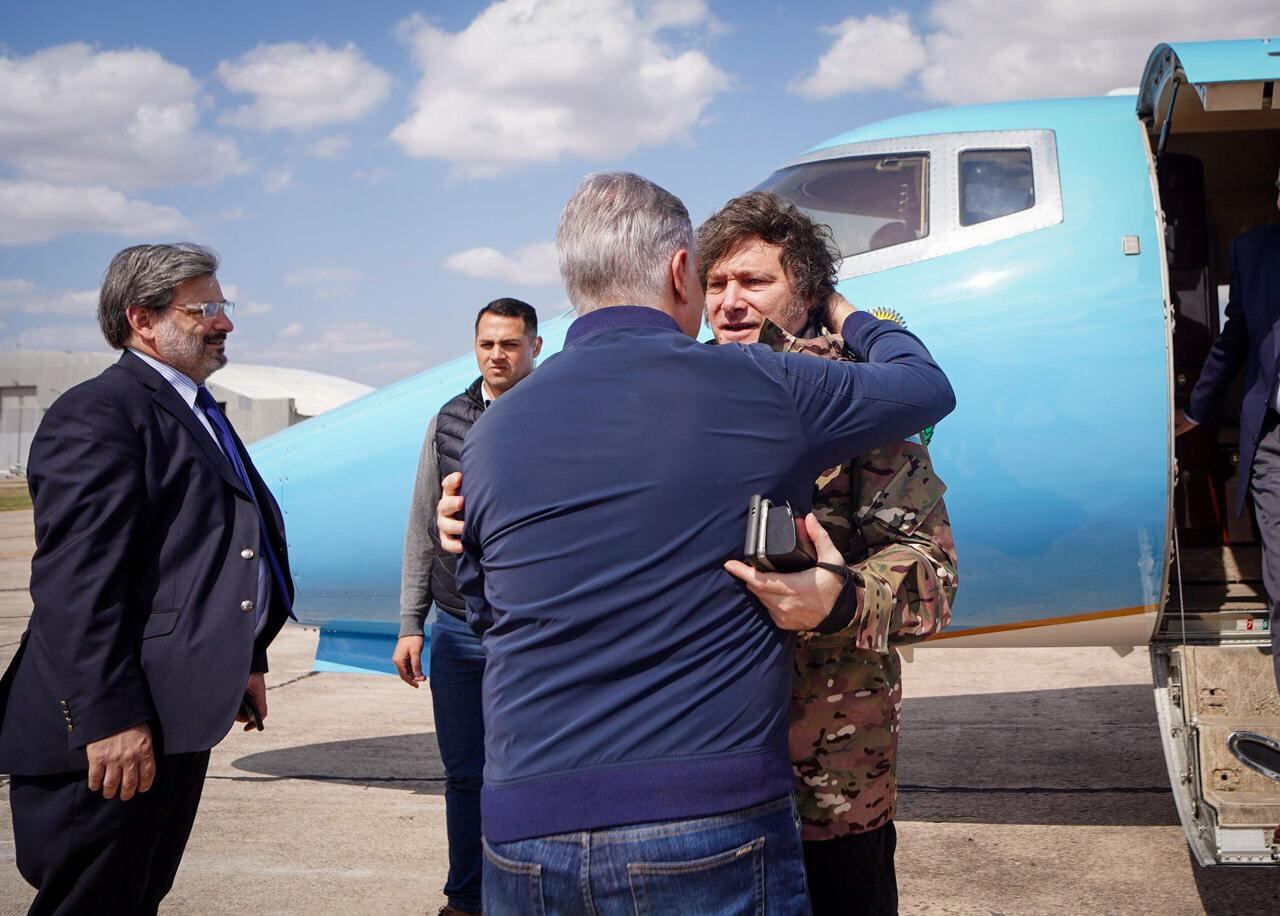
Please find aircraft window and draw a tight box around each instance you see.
[959,149,1034,226]
[755,154,929,257]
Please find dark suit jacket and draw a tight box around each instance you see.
[1188,224,1280,516]
[0,351,293,775]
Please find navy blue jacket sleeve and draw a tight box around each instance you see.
[26,388,153,749]
[755,312,956,472]
[1188,238,1249,425]
[456,517,493,637]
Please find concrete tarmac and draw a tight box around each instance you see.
[1,507,1279,915]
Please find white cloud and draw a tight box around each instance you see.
[391,0,729,177]
[0,180,190,246]
[295,321,415,355]
[14,324,107,351]
[0,279,98,315]
[218,42,392,131]
[217,284,274,318]
[285,266,358,301]
[791,13,926,98]
[251,321,415,359]
[307,134,351,159]
[444,241,560,285]
[264,170,293,194]
[0,42,244,189]
[794,1,1280,105]
[645,0,710,29]
[236,320,433,385]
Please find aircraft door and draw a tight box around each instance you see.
[1142,36,1280,867]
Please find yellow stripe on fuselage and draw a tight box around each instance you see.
[929,605,1158,640]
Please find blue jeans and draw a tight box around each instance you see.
[430,610,487,913]
[483,795,811,916]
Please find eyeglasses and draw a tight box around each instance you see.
[172,300,235,320]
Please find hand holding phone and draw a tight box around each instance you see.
[744,495,817,572]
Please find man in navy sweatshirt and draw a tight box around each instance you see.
[452,172,954,915]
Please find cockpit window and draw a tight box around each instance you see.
[755,154,929,257]
[959,149,1034,226]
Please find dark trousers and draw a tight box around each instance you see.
[9,749,210,916]
[1250,411,1280,693]
[430,610,486,913]
[803,821,898,916]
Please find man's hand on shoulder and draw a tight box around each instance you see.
[824,291,856,334]
[86,722,155,801]
[723,513,847,631]
[438,471,465,556]
[392,635,426,687]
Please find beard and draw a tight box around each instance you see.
[780,289,811,333]
[155,316,227,381]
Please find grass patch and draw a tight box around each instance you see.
[0,487,32,512]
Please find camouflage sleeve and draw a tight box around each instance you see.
[803,441,958,653]
[849,495,957,651]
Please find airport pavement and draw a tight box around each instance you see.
[1,506,1279,915]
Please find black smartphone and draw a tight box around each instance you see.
[744,495,816,572]
[239,692,264,731]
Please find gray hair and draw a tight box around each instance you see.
[98,243,220,349]
[556,172,693,315]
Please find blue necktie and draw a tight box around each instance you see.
[195,386,295,622]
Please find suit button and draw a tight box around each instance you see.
[241,548,255,560]
[241,600,255,614]
[66,724,74,734]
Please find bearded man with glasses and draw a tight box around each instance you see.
[0,243,295,915]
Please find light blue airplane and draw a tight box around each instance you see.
[251,39,1280,866]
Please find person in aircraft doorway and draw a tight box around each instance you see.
[1176,164,1280,695]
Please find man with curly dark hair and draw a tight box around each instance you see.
[699,192,958,916]
[697,190,841,342]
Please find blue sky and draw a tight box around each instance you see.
[2,0,1275,385]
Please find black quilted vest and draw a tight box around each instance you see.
[428,377,486,616]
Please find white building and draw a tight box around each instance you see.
[0,350,373,473]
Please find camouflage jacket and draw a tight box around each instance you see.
[761,319,959,840]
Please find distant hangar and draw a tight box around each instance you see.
[0,350,373,473]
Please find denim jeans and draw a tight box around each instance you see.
[483,795,811,916]
[430,610,487,913]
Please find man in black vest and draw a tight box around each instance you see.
[395,297,541,916]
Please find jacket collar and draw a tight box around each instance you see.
[465,376,488,409]
[564,305,683,347]
[757,318,847,356]
[115,350,250,497]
